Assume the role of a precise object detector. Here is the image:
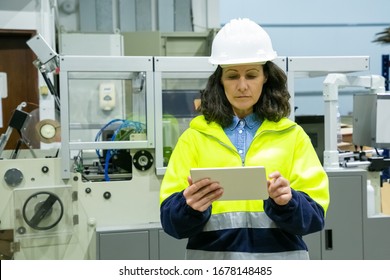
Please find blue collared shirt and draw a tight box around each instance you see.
[224,114,262,164]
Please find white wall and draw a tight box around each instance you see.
[0,0,55,39]
[219,0,390,115]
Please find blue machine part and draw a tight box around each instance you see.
[382,149,390,180]
[382,54,389,91]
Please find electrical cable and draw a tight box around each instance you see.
[10,139,23,159]
[104,149,112,181]
[40,71,61,110]
[95,118,146,181]
[95,118,124,158]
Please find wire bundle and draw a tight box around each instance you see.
[95,119,146,181]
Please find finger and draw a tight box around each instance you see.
[268,171,281,180]
[185,178,212,197]
[272,193,292,206]
[269,174,287,188]
[190,187,224,212]
[185,182,223,209]
[268,178,292,205]
[270,185,290,198]
[268,176,290,197]
[189,181,222,202]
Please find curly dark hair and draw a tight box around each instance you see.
[200,61,291,127]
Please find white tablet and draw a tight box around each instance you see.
[190,166,268,201]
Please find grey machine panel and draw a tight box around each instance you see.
[96,225,187,260]
[304,169,366,260]
[158,230,187,260]
[323,169,365,259]
[363,213,390,259]
[353,93,390,148]
[97,230,150,260]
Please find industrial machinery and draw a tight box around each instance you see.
[319,73,390,259]
[1,33,389,260]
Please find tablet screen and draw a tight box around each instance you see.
[190,166,268,200]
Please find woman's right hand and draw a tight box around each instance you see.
[183,177,224,212]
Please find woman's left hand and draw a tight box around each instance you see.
[267,171,292,206]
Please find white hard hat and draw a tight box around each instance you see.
[209,18,277,65]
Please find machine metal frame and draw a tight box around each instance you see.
[286,56,370,120]
[59,56,155,179]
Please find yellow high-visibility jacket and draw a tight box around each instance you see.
[160,115,330,259]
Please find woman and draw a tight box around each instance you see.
[160,18,330,260]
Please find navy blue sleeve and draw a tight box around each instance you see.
[160,191,211,239]
[263,189,325,235]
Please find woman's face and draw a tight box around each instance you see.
[221,64,267,119]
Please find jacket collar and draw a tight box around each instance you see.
[225,114,262,131]
[190,115,296,135]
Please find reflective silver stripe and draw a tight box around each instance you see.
[203,211,277,232]
[186,249,310,260]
